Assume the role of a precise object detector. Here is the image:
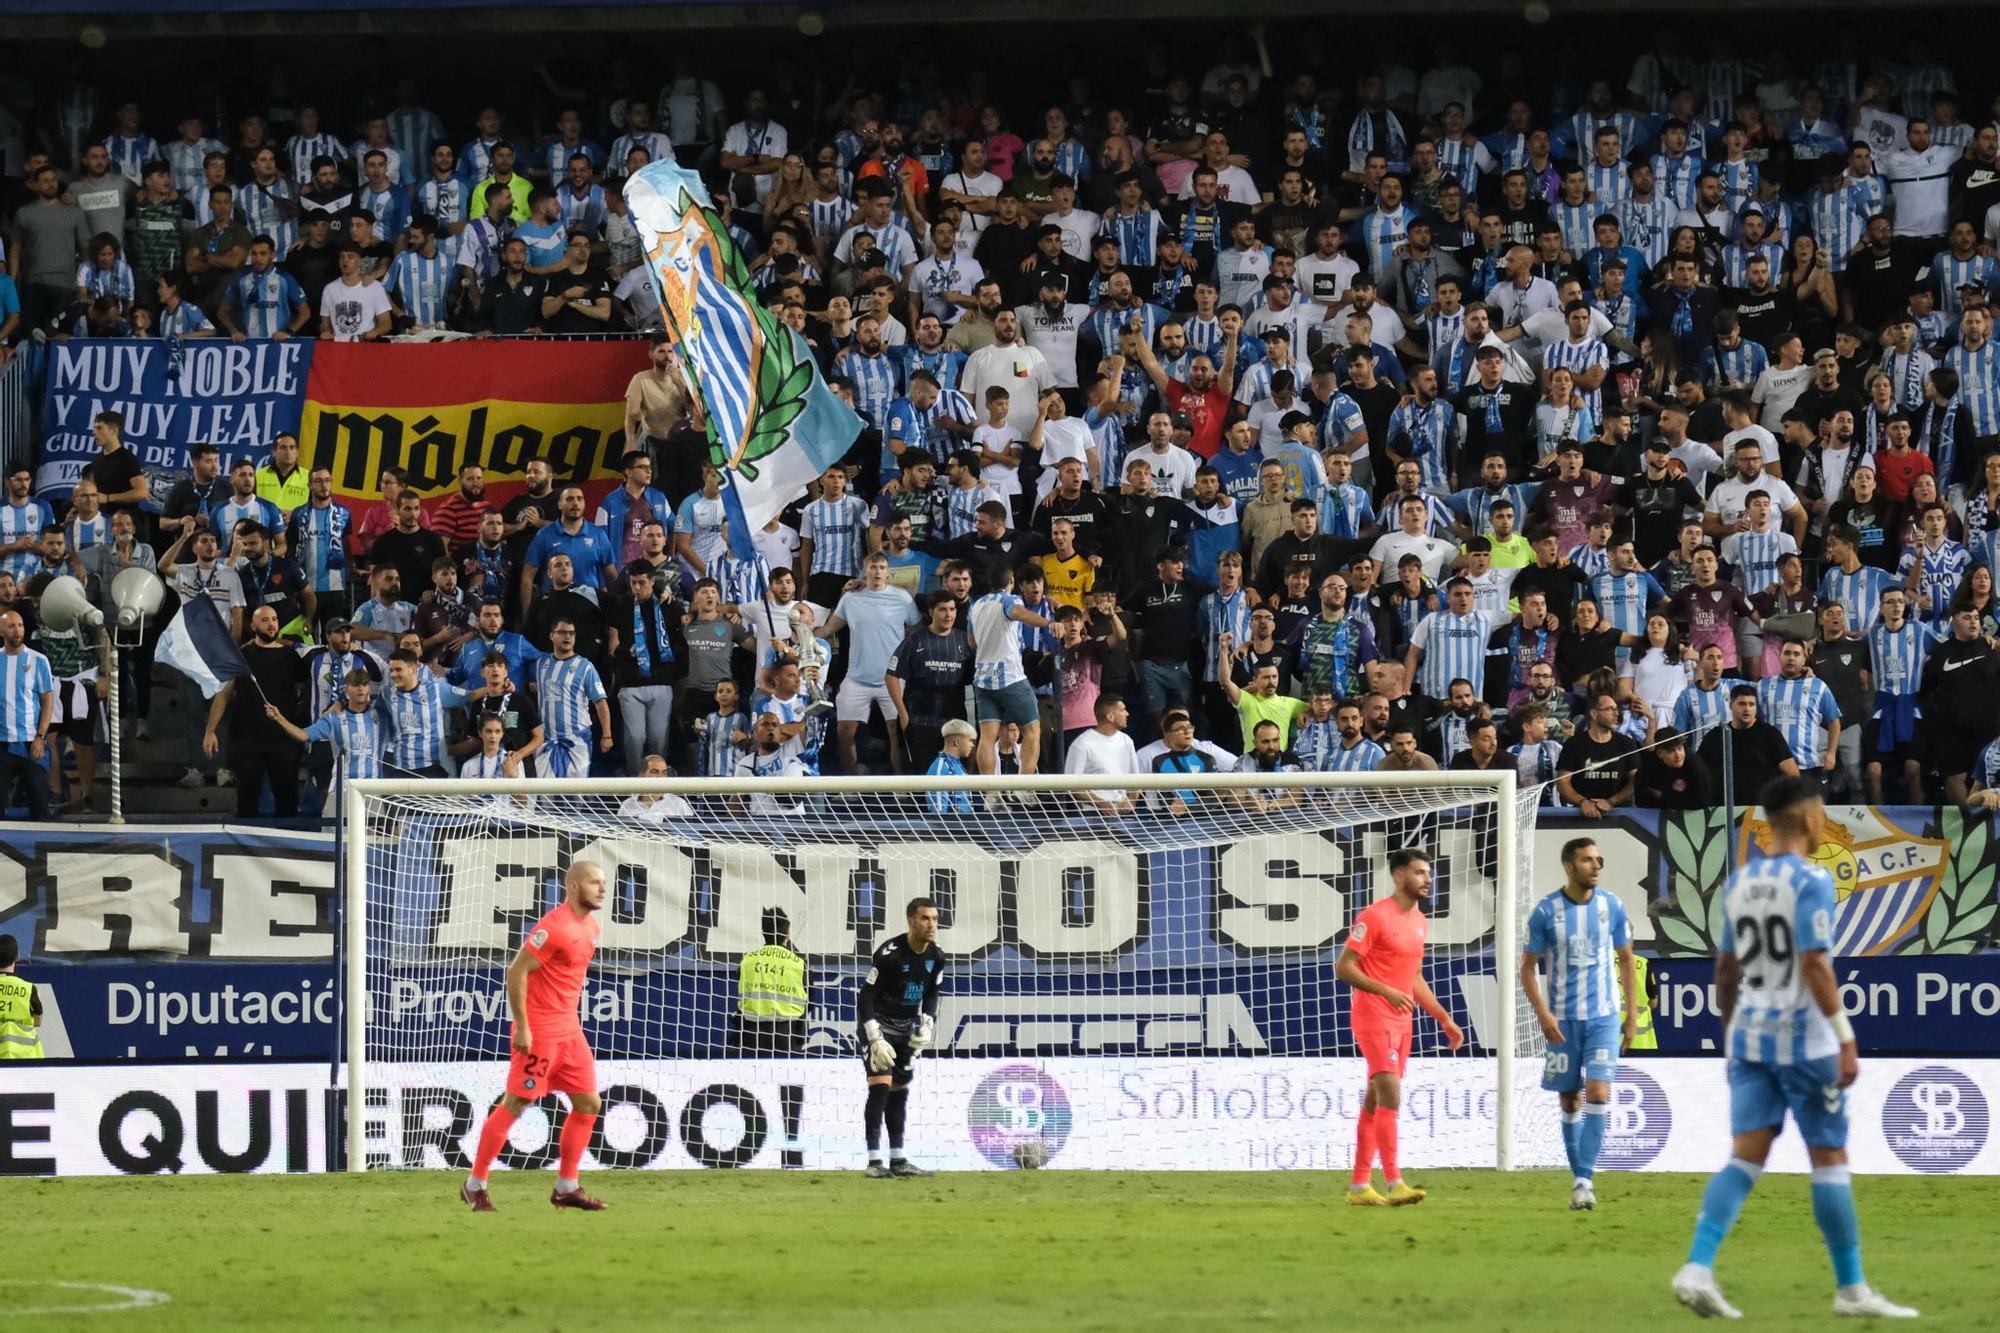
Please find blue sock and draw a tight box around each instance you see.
[1576,1102,1609,1181]
[1687,1158,1762,1268]
[1560,1109,1582,1176]
[1811,1164,1865,1288]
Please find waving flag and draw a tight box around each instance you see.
[625,161,862,552]
[156,594,253,698]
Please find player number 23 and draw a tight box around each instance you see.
[520,1054,551,1078]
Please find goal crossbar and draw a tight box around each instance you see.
[340,769,1524,1172]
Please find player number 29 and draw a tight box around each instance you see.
[1734,914,1795,988]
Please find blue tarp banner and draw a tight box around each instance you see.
[36,338,313,505]
[3,807,1993,1061]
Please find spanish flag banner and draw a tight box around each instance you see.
[297,339,651,509]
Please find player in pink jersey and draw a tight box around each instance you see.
[461,860,608,1213]
[1335,847,1464,1206]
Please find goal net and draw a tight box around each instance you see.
[341,771,1559,1173]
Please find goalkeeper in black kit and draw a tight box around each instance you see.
[858,896,944,1178]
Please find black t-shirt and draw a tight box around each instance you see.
[1729,284,1794,352]
[1844,241,1925,331]
[1558,625,1622,687]
[471,685,542,752]
[230,639,309,731]
[856,934,944,1035]
[1617,473,1706,565]
[1512,561,1590,624]
[1342,380,1403,476]
[369,527,449,605]
[1699,719,1794,799]
[285,241,340,311]
[1557,728,1639,801]
[88,447,145,513]
[888,625,974,720]
[1131,576,1201,664]
[1809,636,1872,722]
[502,488,562,562]
[544,268,615,335]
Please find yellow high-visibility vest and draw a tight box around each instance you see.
[1622,954,1657,1050]
[0,973,43,1059]
[737,945,807,1020]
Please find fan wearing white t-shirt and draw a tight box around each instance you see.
[937,140,1002,245]
[1704,432,1803,535]
[1063,693,1139,812]
[1028,388,1100,500]
[973,387,1024,501]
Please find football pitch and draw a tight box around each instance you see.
[19,1171,1985,1329]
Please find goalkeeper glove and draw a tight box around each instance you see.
[908,1014,935,1054]
[864,1020,896,1073]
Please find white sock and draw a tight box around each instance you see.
[466,1173,486,1191]
[890,1150,906,1162]
[556,1177,578,1194]
[1574,1176,1590,1189]
[868,1151,882,1164]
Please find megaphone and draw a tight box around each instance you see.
[36,575,103,634]
[111,567,165,632]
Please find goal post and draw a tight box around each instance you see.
[341,769,1547,1174]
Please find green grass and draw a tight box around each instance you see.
[20,1171,1982,1330]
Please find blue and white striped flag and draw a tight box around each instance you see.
[156,593,252,698]
[625,161,862,555]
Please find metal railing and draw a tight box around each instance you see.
[0,350,31,477]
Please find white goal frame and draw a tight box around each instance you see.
[342,769,1523,1173]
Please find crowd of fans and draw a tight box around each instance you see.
[6,27,2000,821]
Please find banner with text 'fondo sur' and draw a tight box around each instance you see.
[295,340,653,510]
[37,338,313,504]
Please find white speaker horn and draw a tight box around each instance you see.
[36,574,103,634]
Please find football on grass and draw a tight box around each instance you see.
[1012,1141,1049,1170]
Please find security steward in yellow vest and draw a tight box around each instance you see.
[0,936,44,1059]
[733,908,809,1054]
[1625,953,1657,1050]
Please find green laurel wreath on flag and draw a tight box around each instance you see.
[1903,809,1999,955]
[705,207,813,482]
[1653,808,1732,957]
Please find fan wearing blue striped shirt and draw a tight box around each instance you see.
[1673,776,1916,1320]
[1756,640,1842,777]
[1520,836,1637,1212]
[220,236,310,340]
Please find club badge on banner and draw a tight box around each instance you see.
[36,339,314,503]
[10,1059,1999,1177]
[295,340,651,512]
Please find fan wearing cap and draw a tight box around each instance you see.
[1451,343,1538,475]
[1013,272,1089,391]
[1878,314,1937,413]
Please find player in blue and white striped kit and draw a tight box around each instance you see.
[1520,836,1637,1212]
[1672,777,1917,1320]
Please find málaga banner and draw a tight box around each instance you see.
[36,338,651,512]
[37,338,314,504]
[296,340,651,510]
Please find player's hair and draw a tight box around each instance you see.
[565,859,606,890]
[1388,848,1429,873]
[1760,775,1821,827]
[1560,837,1597,866]
[904,896,939,920]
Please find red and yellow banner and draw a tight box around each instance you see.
[298,340,652,509]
